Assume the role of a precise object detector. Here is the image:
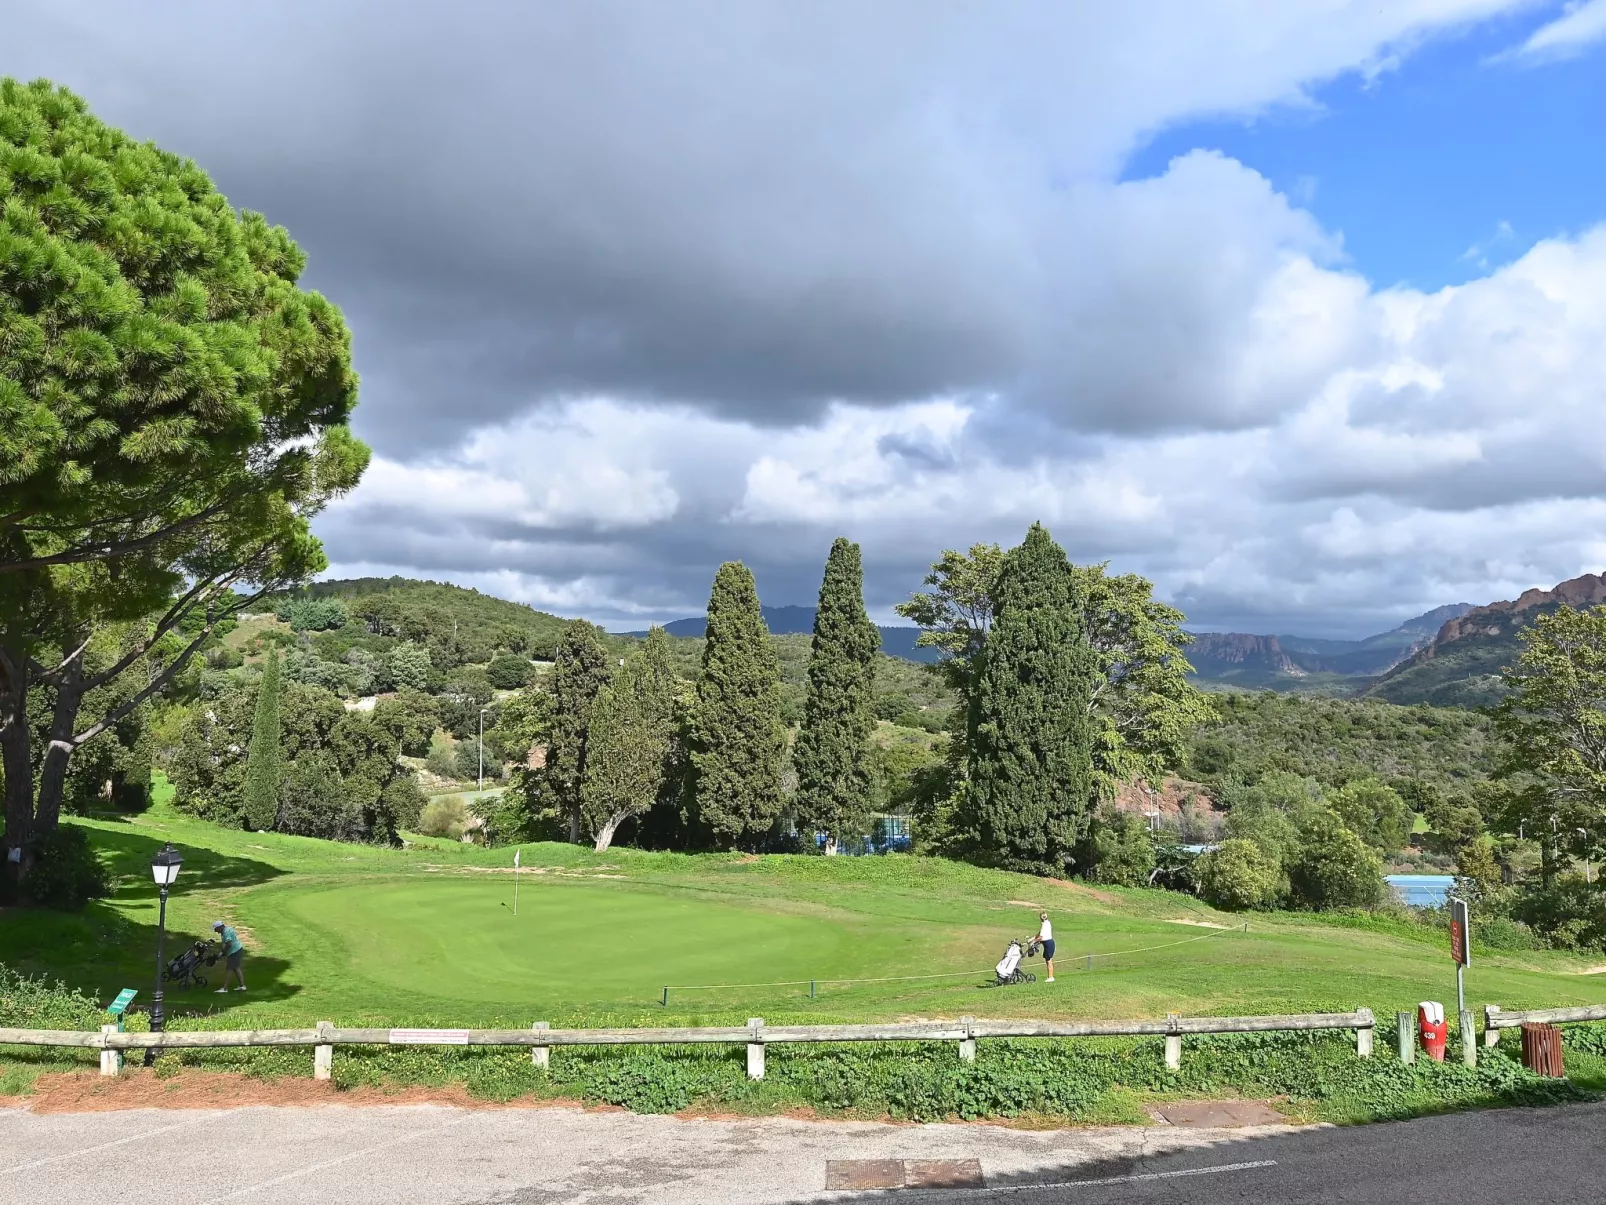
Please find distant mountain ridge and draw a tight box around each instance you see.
[1371,573,1606,707]
[1186,604,1475,691]
[629,605,939,663]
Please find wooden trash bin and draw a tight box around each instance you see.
[1520,1023,1565,1077]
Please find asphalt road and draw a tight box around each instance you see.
[895,1101,1606,1205]
[3,1098,1602,1204]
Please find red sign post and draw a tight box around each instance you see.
[1449,896,1470,1015]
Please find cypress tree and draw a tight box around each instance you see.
[967,523,1096,873]
[241,647,283,831]
[582,627,679,852]
[543,619,612,843]
[690,562,787,847]
[793,538,880,851]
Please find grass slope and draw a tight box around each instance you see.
[5,787,1606,1035]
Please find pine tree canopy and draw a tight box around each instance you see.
[690,562,786,847]
[968,522,1097,873]
[794,538,880,846]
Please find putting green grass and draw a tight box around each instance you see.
[7,783,1606,1031]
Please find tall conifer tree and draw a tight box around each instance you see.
[241,647,283,831]
[794,538,880,850]
[967,523,1097,872]
[582,626,679,852]
[543,619,612,842]
[690,562,786,847]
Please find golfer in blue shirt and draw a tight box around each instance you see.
[213,920,247,993]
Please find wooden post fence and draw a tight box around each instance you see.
[0,1008,1379,1082]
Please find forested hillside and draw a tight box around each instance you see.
[1185,692,1493,791]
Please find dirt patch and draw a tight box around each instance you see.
[1041,877,1121,905]
[1149,1100,1288,1128]
[17,1069,593,1114]
[1165,918,1232,930]
[1006,900,1044,909]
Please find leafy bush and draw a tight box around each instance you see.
[22,826,111,910]
[1084,811,1155,886]
[1288,809,1387,910]
[1327,777,1413,852]
[486,653,534,690]
[425,734,459,780]
[874,692,914,721]
[1195,838,1280,910]
[276,596,350,632]
[418,795,474,840]
[0,963,102,1029]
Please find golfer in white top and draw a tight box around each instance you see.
[1038,912,1055,982]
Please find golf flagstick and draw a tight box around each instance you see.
[513,847,520,916]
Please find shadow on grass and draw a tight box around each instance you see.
[2,828,297,1019]
[0,899,300,1019]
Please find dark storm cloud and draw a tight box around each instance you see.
[14,0,1603,637]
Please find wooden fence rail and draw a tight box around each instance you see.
[1483,1003,1606,1047]
[1,1008,1375,1081]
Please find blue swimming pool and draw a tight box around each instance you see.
[1386,874,1456,907]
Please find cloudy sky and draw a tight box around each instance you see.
[11,2,1606,636]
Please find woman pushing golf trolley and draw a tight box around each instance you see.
[991,911,1057,987]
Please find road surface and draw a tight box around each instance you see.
[3,1096,1601,1204]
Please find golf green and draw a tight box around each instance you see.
[268,875,913,1008]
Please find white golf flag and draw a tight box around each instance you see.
[513,849,520,868]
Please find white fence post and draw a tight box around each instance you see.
[1484,1005,1501,1047]
[530,1021,550,1069]
[99,1024,121,1077]
[1459,1010,1476,1068]
[747,1017,765,1080]
[1397,1011,1414,1064]
[314,1021,334,1081]
[1164,1014,1181,1071]
[958,1015,976,1063]
[1356,1007,1374,1058]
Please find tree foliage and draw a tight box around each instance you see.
[0,79,365,865]
[966,524,1097,873]
[240,646,283,830]
[1287,808,1388,911]
[1493,605,1606,859]
[1195,839,1281,911]
[689,562,786,848]
[582,627,679,852]
[540,620,612,843]
[793,539,880,848]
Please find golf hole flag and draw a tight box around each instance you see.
[514,849,520,868]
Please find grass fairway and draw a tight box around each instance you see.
[6,786,1606,1030]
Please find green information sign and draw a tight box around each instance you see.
[107,988,137,1016]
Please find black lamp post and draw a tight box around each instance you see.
[145,843,183,1066]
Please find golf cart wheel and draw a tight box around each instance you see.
[1025,973,1036,982]
[195,976,207,989]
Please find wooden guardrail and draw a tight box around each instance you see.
[1,1008,1376,1081]
[1483,1003,1606,1046]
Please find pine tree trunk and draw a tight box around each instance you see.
[0,642,34,876]
[593,810,627,852]
[32,662,86,836]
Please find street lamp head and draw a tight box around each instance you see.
[150,842,183,887]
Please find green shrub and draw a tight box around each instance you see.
[0,963,102,1029]
[1288,809,1387,910]
[1085,811,1155,887]
[418,796,473,840]
[22,826,111,911]
[1195,838,1280,910]
[486,653,534,690]
[424,734,459,780]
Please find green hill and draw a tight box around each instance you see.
[1370,572,1606,706]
